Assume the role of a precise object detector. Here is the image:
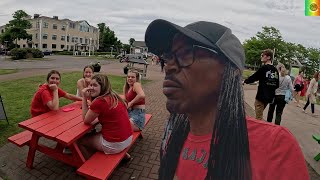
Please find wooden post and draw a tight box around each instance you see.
[0,95,8,124]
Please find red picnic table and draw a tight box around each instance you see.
[17,101,97,169]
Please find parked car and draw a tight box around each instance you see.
[42,50,52,56]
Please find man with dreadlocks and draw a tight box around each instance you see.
[145,19,309,180]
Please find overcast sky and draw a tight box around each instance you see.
[0,0,319,48]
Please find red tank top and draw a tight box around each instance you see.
[125,88,145,106]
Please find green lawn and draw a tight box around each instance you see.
[0,69,18,75]
[0,72,140,147]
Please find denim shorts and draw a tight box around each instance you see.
[128,108,146,130]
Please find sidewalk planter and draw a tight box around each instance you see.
[90,62,101,72]
[123,66,129,74]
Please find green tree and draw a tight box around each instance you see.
[243,26,285,66]
[97,23,120,52]
[305,48,320,79]
[122,44,131,54]
[129,38,135,46]
[2,10,32,47]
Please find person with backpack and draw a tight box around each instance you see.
[267,64,294,125]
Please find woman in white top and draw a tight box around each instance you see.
[267,64,294,125]
[77,65,94,97]
[303,72,320,117]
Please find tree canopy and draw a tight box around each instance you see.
[243,26,319,78]
[97,23,122,52]
[0,10,32,48]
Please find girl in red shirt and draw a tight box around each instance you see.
[30,70,82,117]
[123,70,146,131]
[79,74,133,160]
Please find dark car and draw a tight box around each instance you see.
[42,51,52,56]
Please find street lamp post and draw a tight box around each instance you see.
[89,38,92,56]
[110,46,113,57]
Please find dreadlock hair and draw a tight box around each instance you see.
[159,60,252,180]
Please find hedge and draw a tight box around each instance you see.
[10,48,44,60]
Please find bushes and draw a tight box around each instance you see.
[54,51,73,55]
[10,48,44,60]
[31,48,44,58]
[10,48,27,60]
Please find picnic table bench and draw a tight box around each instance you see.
[124,56,149,78]
[77,114,152,180]
[312,135,320,161]
[8,101,153,180]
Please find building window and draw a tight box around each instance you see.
[52,35,57,40]
[1,29,3,33]
[23,44,26,48]
[61,45,65,49]
[53,24,57,29]
[80,25,89,32]
[85,39,88,44]
[75,37,78,43]
[80,38,83,43]
[36,22,40,28]
[43,22,48,28]
[43,44,47,48]
[67,36,70,42]
[69,22,75,29]
[43,34,48,39]
[35,33,38,39]
[52,44,56,49]
[62,25,66,31]
[35,44,38,48]
[61,36,65,41]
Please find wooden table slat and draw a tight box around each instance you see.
[36,109,81,135]
[56,121,95,146]
[45,116,84,139]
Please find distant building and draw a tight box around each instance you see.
[0,14,99,52]
[131,41,148,55]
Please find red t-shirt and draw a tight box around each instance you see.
[30,84,66,117]
[125,88,145,106]
[175,117,309,180]
[90,96,133,142]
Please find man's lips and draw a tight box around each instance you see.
[163,80,181,88]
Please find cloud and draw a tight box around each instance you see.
[0,0,319,48]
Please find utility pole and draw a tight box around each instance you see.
[39,19,42,51]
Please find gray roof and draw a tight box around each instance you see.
[133,41,146,48]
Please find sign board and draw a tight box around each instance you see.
[0,95,8,123]
[134,48,141,53]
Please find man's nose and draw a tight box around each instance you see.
[164,58,179,74]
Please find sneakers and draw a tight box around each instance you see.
[302,109,307,114]
[312,114,319,117]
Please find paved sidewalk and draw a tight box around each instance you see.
[243,84,320,179]
[0,59,319,179]
[0,61,168,180]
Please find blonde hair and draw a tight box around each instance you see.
[92,74,126,109]
[276,63,286,77]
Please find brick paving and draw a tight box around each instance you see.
[0,57,319,179]
[0,59,168,180]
